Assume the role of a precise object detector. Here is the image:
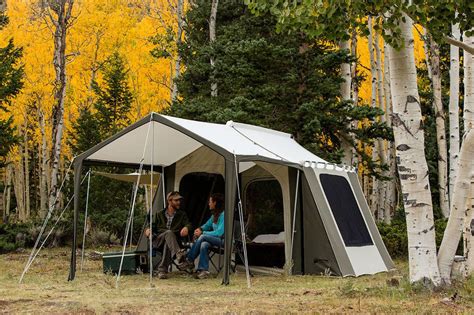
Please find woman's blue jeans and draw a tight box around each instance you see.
[186,234,224,271]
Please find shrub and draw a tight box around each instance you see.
[0,223,33,253]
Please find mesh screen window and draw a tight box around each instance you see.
[319,174,373,247]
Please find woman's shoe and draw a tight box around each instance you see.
[196,270,210,279]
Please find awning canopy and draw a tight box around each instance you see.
[77,113,326,167]
[94,171,161,185]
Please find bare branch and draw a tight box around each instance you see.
[445,36,474,55]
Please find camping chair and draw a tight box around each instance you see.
[208,219,252,276]
[147,234,192,273]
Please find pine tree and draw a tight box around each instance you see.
[67,52,141,243]
[92,52,133,138]
[0,13,24,167]
[169,0,391,173]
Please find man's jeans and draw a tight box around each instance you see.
[152,230,181,272]
[186,234,224,271]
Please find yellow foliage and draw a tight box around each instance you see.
[0,0,178,160]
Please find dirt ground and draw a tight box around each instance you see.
[0,248,473,314]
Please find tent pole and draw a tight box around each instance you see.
[80,170,92,271]
[233,154,251,288]
[116,116,152,288]
[222,159,236,285]
[149,119,154,287]
[162,165,166,208]
[69,159,82,281]
[289,169,300,276]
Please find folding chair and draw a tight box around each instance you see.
[208,219,252,276]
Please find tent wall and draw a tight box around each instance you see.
[300,173,342,275]
[306,166,392,276]
[174,146,225,188]
[303,167,355,276]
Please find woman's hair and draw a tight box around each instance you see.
[210,193,224,223]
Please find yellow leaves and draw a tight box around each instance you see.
[1,0,178,160]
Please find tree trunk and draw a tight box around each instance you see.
[387,14,440,286]
[438,129,474,283]
[464,181,474,275]
[209,0,218,97]
[340,39,356,167]
[449,23,461,206]
[38,108,48,218]
[48,0,74,211]
[462,32,474,276]
[23,118,30,220]
[368,17,381,219]
[12,149,25,222]
[374,23,390,222]
[171,0,183,103]
[464,34,474,131]
[428,37,449,217]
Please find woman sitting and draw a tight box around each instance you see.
[179,193,224,279]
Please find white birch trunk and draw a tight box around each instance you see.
[209,0,218,97]
[47,1,74,210]
[462,32,474,276]
[387,14,441,286]
[464,34,474,131]
[340,39,355,166]
[464,181,474,275]
[171,0,183,103]
[428,37,449,217]
[383,41,397,224]
[368,17,380,219]
[374,26,390,222]
[448,23,461,205]
[438,128,474,283]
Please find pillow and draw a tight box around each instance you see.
[251,231,285,244]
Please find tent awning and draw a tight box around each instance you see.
[94,171,161,185]
[78,113,326,167]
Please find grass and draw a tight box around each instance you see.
[0,248,473,313]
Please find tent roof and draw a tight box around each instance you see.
[77,113,326,167]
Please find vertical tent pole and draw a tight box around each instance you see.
[69,159,83,281]
[233,154,251,288]
[289,169,300,276]
[116,116,152,288]
[222,159,236,285]
[162,165,166,208]
[80,170,92,271]
[149,119,154,287]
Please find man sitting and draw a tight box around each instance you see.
[178,193,225,279]
[144,191,191,279]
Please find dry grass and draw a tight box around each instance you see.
[0,248,473,314]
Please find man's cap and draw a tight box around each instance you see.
[167,191,184,200]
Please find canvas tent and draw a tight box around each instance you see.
[68,112,394,283]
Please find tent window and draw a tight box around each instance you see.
[245,179,284,239]
[319,174,373,247]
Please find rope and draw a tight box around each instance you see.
[233,152,251,288]
[116,116,153,288]
[19,168,88,283]
[19,159,75,284]
[80,170,92,271]
[289,169,300,275]
[229,125,288,162]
